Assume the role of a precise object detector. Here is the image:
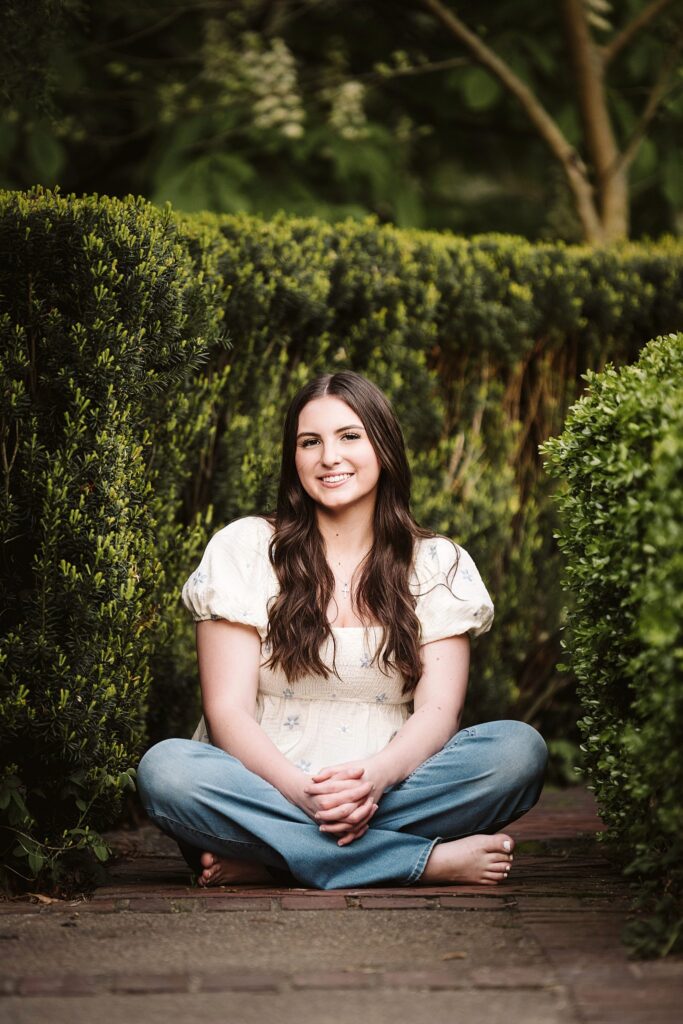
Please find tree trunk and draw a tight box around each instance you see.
[562,0,630,240]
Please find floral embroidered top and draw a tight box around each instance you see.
[181,516,494,775]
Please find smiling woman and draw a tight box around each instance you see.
[294,398,381,516]
[136,371,548,891]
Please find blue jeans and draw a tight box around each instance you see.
[137,720,547,890]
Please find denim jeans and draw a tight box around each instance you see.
[137,719,547,890]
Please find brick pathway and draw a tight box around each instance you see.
[1,787,681,1023]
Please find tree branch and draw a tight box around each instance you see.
[420,0,604,241]
[602,0,679,66]
[615,28,683,174]
[368,56,470,82]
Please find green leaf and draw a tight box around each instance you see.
[10,789,30,818]
[27,128,65,183]
[27,851,45,875]
[153,152,254,213]
[93,844,109,862]
[461,68,502,111]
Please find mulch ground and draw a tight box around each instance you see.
[1,786,682,1023]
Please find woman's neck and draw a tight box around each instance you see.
[315,504,375,562]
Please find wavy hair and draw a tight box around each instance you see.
[264,372,441,694]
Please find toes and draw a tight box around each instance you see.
[199,864,220,887]
[500,834,515,854]
[483,866,511,881]
[200,851,217,868]
[486,868,509,880]
[483,834,514,857]
[485,855,512,881]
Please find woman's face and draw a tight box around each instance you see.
[294,396,382,514]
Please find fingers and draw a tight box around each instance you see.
[344,797,378,827]
[309,781,374,809]
[317,801,358,825]
[315,793,376,823]
[305,777,370,797]
[318,798,377,830]
[336,824,369,846]
[311,766,364,783]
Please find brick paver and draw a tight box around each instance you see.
[1,786,682,1023]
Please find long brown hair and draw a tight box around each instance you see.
[265,372,436,694]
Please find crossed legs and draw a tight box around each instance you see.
[137,720,547,890]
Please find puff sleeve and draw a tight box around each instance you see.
[181,516,274,631]
[413,536,494,643]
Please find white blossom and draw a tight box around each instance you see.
[328,80,369,141]
[243,37,306,139]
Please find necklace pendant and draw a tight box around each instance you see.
[341,581,350,597]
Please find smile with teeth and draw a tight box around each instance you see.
[320,472,353,486]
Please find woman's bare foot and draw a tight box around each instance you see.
[419,833,515,886]
[197,852,274,888]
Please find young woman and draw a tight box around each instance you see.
[137,372,547,890]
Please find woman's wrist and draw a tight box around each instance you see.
[280,767,311,809]
[363,754,397,794]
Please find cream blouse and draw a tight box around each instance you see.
[181,516,494,775]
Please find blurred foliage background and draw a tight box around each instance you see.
[1,0,682,240]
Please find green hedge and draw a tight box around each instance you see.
[158,214,683,749]
[0,188,228,887]
[541,332,683,957]
[2,187,683,888]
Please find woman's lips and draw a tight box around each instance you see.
[319,473,353,488]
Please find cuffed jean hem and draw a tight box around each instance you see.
[404,835,441,885]
[146,808,289,874]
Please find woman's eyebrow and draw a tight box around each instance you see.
[296,423,365,438]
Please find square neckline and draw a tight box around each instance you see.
[263,520,379,632]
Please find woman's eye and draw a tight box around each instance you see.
[299,433,360,447]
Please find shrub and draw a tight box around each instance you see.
[162,214,683,740]
[2,188,683,889]
[541,332,683,957]
[0,188,226,888]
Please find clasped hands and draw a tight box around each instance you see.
[300,759,387,846]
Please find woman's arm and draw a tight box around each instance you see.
[308,633,470,822]
[196,619,374,818]
[372,633,470,788]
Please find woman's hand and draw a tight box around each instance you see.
[304,759,390,846]
[287,768,374,844]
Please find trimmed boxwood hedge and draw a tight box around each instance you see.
[542,332,683,957]
[1,186,682,893]
[0,188,229,887]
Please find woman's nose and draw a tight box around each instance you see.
[320,443,342,467]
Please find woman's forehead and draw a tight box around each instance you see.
[297,395,364,432]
